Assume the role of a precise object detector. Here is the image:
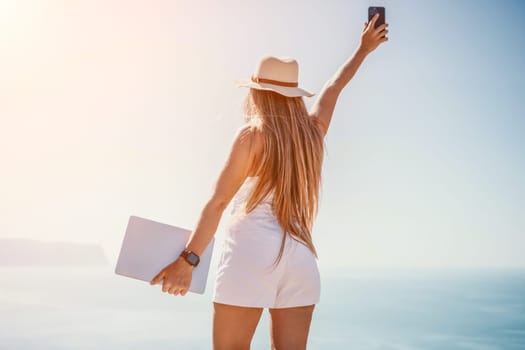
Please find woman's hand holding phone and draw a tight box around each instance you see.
[358,13,389,55]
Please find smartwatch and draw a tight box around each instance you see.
[179,248,200,267]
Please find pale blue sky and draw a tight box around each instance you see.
[1,0,523,268]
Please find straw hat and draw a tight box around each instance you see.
[235,55,315,98]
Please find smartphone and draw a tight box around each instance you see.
[368,6,385,29]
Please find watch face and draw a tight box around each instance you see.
[187,253,199,265]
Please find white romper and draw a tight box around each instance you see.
[212,176,321,308]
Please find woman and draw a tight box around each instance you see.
[150,13,388,350]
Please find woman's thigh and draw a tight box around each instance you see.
[212,302,264,350]
[268,304,315,350]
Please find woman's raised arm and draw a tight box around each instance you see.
[310,13,389,137]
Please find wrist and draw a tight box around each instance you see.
[177,255,195,269]
[179,248,200,268]
[355,46,369,58]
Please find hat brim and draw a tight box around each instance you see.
[235,79,315,98]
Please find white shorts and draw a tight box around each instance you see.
[212,213,321,309]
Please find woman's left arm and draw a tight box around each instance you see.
[183,124,258,255]
[150,124,258,295]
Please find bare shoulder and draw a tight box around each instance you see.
[208,124,262,208]
[236,123,264,153]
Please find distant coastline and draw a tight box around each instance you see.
[0,238,108,266]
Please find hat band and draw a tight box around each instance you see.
[251,75,298,87]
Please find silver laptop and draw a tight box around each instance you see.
[115,215,215,294]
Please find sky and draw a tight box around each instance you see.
[1,0,524,269]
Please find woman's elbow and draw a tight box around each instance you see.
[206,197,229,213]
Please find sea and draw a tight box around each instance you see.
[0,266,524,349]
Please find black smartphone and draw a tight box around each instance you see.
[368,6,385,29]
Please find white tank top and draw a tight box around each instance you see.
[227,176,310,247]
[230,176,276,220]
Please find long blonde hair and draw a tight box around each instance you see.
[241,88,325,267]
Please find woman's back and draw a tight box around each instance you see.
[230,176,274,217]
